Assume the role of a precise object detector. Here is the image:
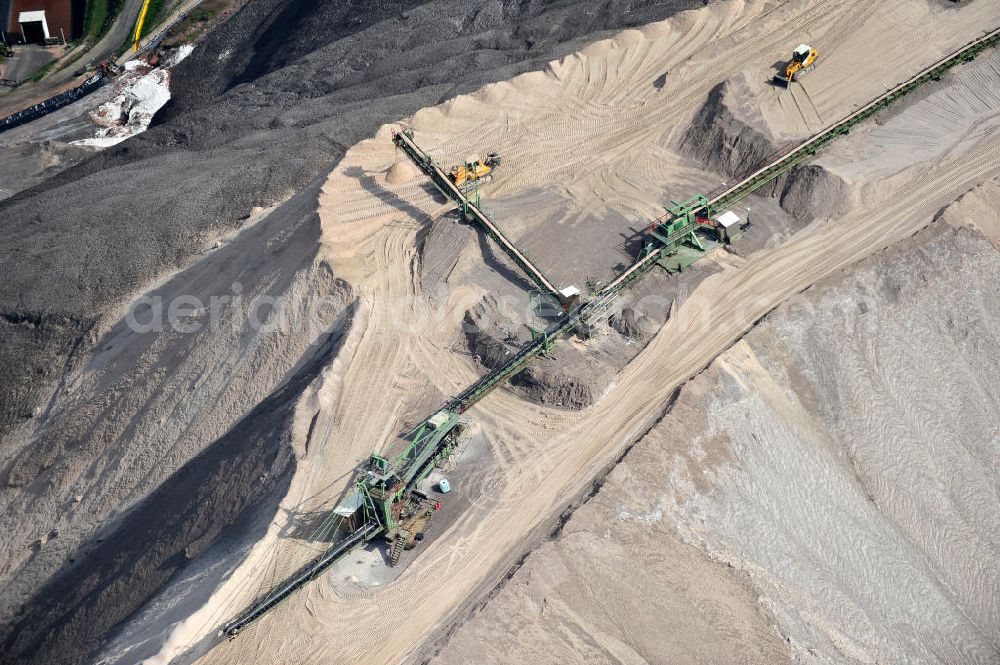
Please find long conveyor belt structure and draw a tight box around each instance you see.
[392,128,563,301]
[218,25,1000,639]
[221,521,382,636]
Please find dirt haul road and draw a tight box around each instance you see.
[172,1,1000,664]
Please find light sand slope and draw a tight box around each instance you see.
[669,222,1000,664]
[433,221,1000,665]
[182,2,1000,664]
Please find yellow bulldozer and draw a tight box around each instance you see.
[774,44,818,86]
[447,153,501,188]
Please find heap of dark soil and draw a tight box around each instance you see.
[0,2,714,664]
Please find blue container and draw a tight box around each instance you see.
[438,478,451,493]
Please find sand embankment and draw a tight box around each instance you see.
[179,1,1000,663]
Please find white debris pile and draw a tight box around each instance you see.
[73,46,194,148]
[169,44,195,64]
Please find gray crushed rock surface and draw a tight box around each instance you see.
[0,2,715,664]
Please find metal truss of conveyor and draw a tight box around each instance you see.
[219,25,1000,639]
[221,520,382,636]
[221,410,464,638]
[602,25,1000,296]
[392,128,563,301]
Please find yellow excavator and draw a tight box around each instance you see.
[447,153,501,188]
[774,44,818,86]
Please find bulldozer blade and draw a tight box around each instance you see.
[773,74,791,87]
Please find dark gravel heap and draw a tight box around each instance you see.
[0,0,709,439]
[0,1,712,663]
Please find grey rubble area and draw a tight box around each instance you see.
[0,1,713,664]
[431,220,1000,665]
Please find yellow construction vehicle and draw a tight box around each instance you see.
[774,44,818,86]
[447,153,501,188]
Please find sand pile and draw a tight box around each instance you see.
[0,183,354,665]
[938,176,1000,247]
[432,221,1000,665]
[420,216,475,294]
[778,164,851,221]
[128,3,1000,664]
[668,225,1000,664]
[462,294,526,369]
[429,42,1000,665]
[609,306,657,340]
[461,294,606,409]
[385,159,422,184]
[679,74,778,178]
[509,359,601,409]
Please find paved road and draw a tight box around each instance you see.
[0,0,145,115]
[90,0,148,65]
[118,0,208,63]
[1,45,57,83]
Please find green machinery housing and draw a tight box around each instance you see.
[650,195,709,251]
[220,410,464,637]
[640,194,734,273]
[361,409,462,531]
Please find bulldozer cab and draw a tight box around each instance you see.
[465,155,491,179]
[774,44,816,86]
[447,152,501,188]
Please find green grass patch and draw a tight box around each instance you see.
[163,0,229,45]
[83,0,127,44]
[139,0,170,39]
[116,0,162,57]
[82,0,109,42]
[27,59,60,83]
[189,6,221,22]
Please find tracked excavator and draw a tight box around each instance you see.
[774,44,818,86]
[448,153,501,189]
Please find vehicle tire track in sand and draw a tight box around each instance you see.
[188,2,1000,663]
